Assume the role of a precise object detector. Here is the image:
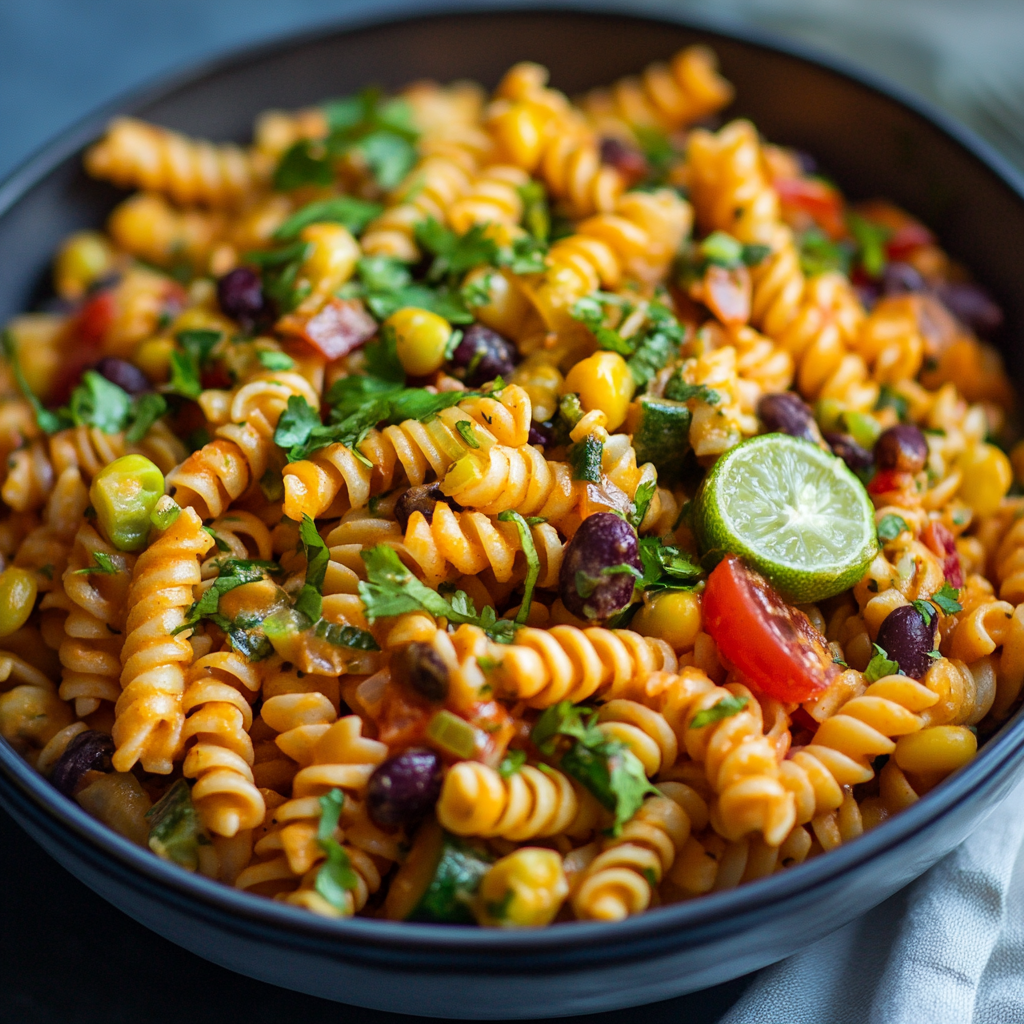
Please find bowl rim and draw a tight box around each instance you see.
[2,0,1024,961]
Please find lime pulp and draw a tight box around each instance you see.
[694,433,877,603]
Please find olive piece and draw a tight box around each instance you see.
[91,357,149,396]
[882,262,926,296]
[824,432,874,473]
[599,137,649,184]
[367,748,443,827]
[394,483,460,533]
[216,267,266,330]
[876,605,937,680]
[935,282,1004,335]
[450,324,518,387]
[875,424,928,473]
[392,641,450,702]
[559,512,641,621]
[757,392,821,444]
[51,730,114,796]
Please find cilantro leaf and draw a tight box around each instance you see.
[637,537,703,592]
[274,395,322,451]
[72,551,120,575]
[349,256,474,325]
[497,510,539,625]
[174,559,273,634]
[415,218,500,283]
[296,515,330,623]
[312,620,379,651]
[626,303,685,388]
[273,141,335,191]
[799,227,854,277]
[258,350,295,371]
[68,370,131,433]
[877,514,909,543]
[847,212,892,279]
[517,180,550,242]
[530,701,600,753]
[663,376,721,405]
[125,392,168,443]
[931,582,963,616]
[358,544,517,642]
[498,748,527,778]
[630,480,657,530]
[875,384,909,422]
[455,420,480,449]
[166,329,222,399]
[315,789,359,911]
[501,234,548,274]
[689,694,749,729]
[272,196,384,241]
[911,599,936,628]
[865,642,901,682]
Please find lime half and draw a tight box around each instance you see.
[694,433,877,603]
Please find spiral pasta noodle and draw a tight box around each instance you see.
[85,117,262,208]
[112,505,213,774]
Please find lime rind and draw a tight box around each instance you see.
[695,433,877,603]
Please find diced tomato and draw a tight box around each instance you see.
[774,177,846,239]
[886,222,934,262]
[922,521,963,587]
[375,680,432,751]
[867,468,914,497]
[702,554,838,702]
[74,289,116,350]
[281,298,377,359]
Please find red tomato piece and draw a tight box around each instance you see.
[886,222,934,262]
[75,290,116,350]
[867,468,914,497]
[774,177,846,239]
[287,298,377,360]
[922,521,963,588]
[702,554,838,702]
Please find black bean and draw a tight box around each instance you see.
[559,512,641,621]
[599,137,649,183]
[392,641,450,702]
[758,392,821,444]
[935,282,1004,335]
[795,150,818,175]
[367,748,443,827]
[876,605,937,680]
[882,262,927,296]
[94,357,150,395]
[528,422,554,447]
[50,730,114,796]
[875,424,928,473]
[824,432,874,473]
[217,267,266,330]
[449,324,518,386]
[394,483,452,533]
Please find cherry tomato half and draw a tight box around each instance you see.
[702,554,838,702]
[774,177,847,240]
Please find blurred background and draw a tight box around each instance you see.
[2,0,1024,181]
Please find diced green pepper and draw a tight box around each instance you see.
[89,454,165,551]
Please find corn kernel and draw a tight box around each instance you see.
[0,567,37,638]
[386,307,453,377]
[564,351,635,431]
[54,231,115,299]
[133,337,175,383]
[475,847,568,928]
[632,590,702,651]
[957,442,1011,516]
[894,725,977,775]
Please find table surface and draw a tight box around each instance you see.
[1,1,1020,1021]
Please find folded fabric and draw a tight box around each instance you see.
[720,777,1024,1024]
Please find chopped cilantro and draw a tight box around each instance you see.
[637,537,703,592]
[877,514,909,543]
[272,196,384,242]
[166,329,222,399]
[875,384,909,422]
[931,582,963,616]
[314,789,359,911]
[630,480,657,530]
[517,180,550,242]
[455,420,480,449]
[296,515,329,623]
[2,329,70,433]
[689,694,749,729]
[313,620,379,650]
[72,551,120,575]
[848,212,892,279]
[498,748,527,778]
[416,218,499,283]
[663,376,720,405]
[799,228,854,277]
[865,643,901,682]
[497,510,539,625]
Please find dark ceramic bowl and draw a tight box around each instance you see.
[2,2,1024,1017]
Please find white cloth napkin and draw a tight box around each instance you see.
[721,778,1024,1024]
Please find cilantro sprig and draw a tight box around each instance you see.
[358,544,517,643]
[314,789,359,911]
[530,702,659,835]
[273,88,419,192]
[3,330,168,439]
[865,642,901,682]
[637,537,703,593]
[72,551,121,576]
[166,329,222,398]
[690,694,749,730]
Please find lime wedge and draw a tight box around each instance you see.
[693,433,877,603]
